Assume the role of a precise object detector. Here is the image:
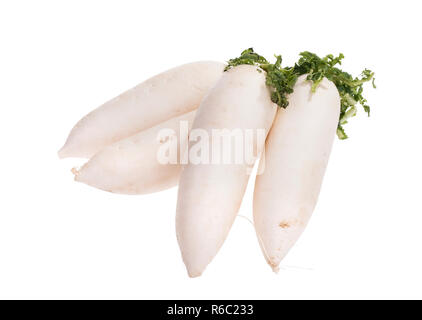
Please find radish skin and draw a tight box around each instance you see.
[253,75,340,272]
[59,61,224,158]
[73,111,196,195]
[176,65,277,277]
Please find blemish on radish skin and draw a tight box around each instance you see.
[279,217,306,229]
[279,221,290,229]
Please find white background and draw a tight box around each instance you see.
[1,0,421,299]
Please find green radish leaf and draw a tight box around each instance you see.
[293,52,375,139]
[226,48,298,109]
[226,49,375,139]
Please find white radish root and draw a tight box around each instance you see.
[176,65,277,277]
[59,61,224,158]
[253,75,340,272]
[73,111,196,195]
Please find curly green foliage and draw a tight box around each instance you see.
[293,51,376,139]
[226,48,298,108]
[225,49,375,139]
[225,48,269,71]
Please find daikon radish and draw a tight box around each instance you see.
[73,111,195,195]
[176,64,278,277]
[253,75,340,272]
[59,61,224,158]
[253,51,375,272]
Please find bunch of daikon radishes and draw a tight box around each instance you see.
[59,49,375,277]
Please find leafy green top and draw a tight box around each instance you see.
[225,48,297,108]
[225,49,375,139]
[293,51,375,139]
